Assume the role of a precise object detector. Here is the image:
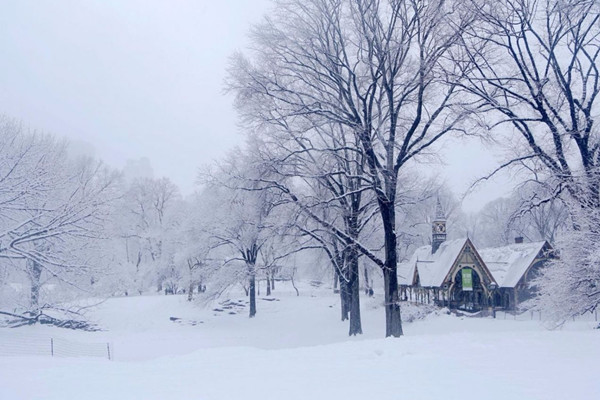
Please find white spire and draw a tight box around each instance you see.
[434,197,446,221]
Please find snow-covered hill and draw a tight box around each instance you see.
[0,282,598,399]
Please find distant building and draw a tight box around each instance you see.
[398,200,553,312]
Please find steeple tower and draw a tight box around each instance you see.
[432,198,447,254]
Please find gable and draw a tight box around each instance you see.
[442,238,497,287]
[397,238,469,288]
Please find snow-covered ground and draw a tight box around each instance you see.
[0,282,598,399]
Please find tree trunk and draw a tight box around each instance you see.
[266,278,271,296]
[249,265,256,318]
[291,272,299,296]
[188,280,194,301]
[383,268,403,337]
[338,274,350,321]
[381,201,403,337]
[347,247,362,336]
[364,265,373,296]
[28,259,42,311]
[271,276,275,290]
[333,272,339,293]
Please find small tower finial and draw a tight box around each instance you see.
[432,197,447,254]
[435,197,445,220]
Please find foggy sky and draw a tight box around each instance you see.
[0,0,513,212]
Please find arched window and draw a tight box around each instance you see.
[451,266,485,311]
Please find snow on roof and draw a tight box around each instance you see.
[398,239,468,287]
[478,241,547,288]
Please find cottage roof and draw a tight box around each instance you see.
[478,241,547,288]
[398,238,468,287]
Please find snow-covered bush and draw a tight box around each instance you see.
[529,207,600,324]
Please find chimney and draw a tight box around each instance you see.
[515,237,524,244]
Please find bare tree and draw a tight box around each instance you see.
[246,117,376,335]
[117,176,182,294]
[461,0,600,210]
[0,117,119,325]
[228,0,473,336]
[176,198,215,301]
[201,149,288,318]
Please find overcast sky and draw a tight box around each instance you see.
[0,0,513,212]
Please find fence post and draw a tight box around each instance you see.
[107,343,111,361]
[50,338,54,357]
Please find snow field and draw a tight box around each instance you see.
[0,282,598,400]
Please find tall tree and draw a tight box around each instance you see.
[228,0,473,336]
[0,117,119,320]
[248,119,375,335]
[115,176,182,295]
[201,149,286,318]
